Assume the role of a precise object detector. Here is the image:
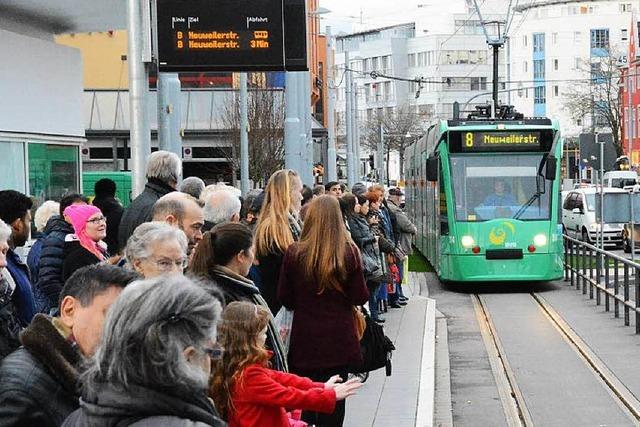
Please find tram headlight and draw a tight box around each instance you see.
[461,235,475,249]
[533,234,548,247]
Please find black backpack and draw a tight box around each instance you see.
[351,309,395,375]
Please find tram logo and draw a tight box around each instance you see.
[488,222,516,246]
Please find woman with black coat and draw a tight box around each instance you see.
[61,205,108,282]
[189,223,288,372]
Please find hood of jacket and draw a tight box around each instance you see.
[210,266,260,295]
[72,381,224,427]
[43,216,73,236]
[20,314,81,393]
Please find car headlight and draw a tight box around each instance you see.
[589,223,600,231]
[534,234,548,246]
[461,235,475,249]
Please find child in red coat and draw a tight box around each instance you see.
[210,301,362,427]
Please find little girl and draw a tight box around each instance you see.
[210,301,362,427]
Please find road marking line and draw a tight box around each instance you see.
[415,297,437,427]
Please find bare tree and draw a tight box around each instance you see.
[563,52,623,156]
[362,104,426,180]
[222,86,285,185]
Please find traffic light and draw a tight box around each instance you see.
[368,154,375,169]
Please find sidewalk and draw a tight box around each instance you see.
[344,273,436,427]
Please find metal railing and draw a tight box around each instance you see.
[564,235,640,333]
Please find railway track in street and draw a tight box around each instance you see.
[473,292,640,426]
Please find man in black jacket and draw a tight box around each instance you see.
[118,150,181,248]
[92,178,124,255]
[34,194,88,314]
[0,264,136,427]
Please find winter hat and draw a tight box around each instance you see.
[64,204,106,260]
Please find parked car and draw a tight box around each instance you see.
[603,171,638,189]
[562,187,626,247]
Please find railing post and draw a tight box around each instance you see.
[585,247,592,296]
[636,267,640,334]
[604,255,610,309]
[596,252,603,306]
[577,243,582,291]
[613,259,619,316]
[570,239,575,286]
[591,247,596,300]
[624,264,630,326]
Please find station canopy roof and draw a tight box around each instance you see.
[0,0,127,33]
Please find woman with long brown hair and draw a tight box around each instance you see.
[277,195,369,427]
[210,301,361,426]
[253,169,303,314]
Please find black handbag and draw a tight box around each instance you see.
[351,308,395,375]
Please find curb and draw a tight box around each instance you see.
[415,297,437,427]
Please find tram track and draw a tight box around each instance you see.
[473,292,640,426]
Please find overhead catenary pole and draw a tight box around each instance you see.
[303,71,314,186]
[345,51,356,188]
[353,80,361,183]
[239,73,250,196]
[378,122,385,184]
[127,0,152,197]
[284,73,301,171]
[157,73,183,157]
[325,26,338,182]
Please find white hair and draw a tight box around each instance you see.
[0,219,11,243]
[145,151,182,186]
[203,189,241,227]
[34,200,60,232]
[200,183,241,203]
[125,222,188,265]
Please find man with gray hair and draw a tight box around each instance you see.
[118,150,182,248]
[151,192,204,255]
[179,176,206,199]
[62,275,225,426]
[202,187,242,232]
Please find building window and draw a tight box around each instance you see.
[470,77,487,91]
[554,85,559,96]
[523,35,528,46]
[553,59,559,70]
[534,86,546,104]
[533,59,545,79]
[590,29,609,50]
[575,57,581,69]
[621,3,633,12]
[577,119,583,126]
[574,31,581,42]
[533,33,545,52]
[524,61,528,72]
[525,88,529,98]
[408,54,416,68]
[622,29,629,41]
[591,61,604,82]
[28,144,79,201]
[552,32,558,44]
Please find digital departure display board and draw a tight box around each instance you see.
[156,0,308,72]
[449,130,552,153]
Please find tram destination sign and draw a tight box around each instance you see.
[451,131,549,153]
[156,0,308,72]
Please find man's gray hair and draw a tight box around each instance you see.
[0,219,11,243]
[125,222,188,265]
[180,177,206,199]
[151,192,200,223]
[83,275,222,395]
[203,189,241,227]
[145,150,182,186]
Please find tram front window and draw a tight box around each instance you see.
[450,154,551,221]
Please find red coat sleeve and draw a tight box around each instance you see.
[277,246,295,310]
[268,369,325,390]
[346,244,369,306]
[235,366,336,414]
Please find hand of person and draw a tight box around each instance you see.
[324,375,343,389]
[333,378,363,400]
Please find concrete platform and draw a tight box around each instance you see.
[344,273,436,427]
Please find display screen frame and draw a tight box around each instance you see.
[448,129,554,153]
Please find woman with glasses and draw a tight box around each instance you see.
[125,222,189,279]
[62,275,226,427]
[61,205,109,282]
[190,223,288,372]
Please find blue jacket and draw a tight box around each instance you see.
[35,217,74,313]
[26,233,44,286]
[6,249,36,326]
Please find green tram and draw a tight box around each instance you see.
[405,113,564,282]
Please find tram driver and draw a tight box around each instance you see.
[481,180,516,207]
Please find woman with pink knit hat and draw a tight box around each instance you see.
[61,204,109,282]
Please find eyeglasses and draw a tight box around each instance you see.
[146,257,189,271]
[87,216,107,224]
[203,344,225,360]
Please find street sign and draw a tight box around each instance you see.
[156,0,308,72]
[595,192,640,223]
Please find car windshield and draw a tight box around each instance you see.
[585,194,596,212]
[450,153,551,221]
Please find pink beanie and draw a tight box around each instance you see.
[64,204,105,260]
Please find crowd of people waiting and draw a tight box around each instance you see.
[0,150,416,427]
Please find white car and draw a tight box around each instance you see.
[562,187,626,246]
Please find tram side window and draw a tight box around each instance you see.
[439,160,449,234]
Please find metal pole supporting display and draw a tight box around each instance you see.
[239,73,250,196]
[598,132,605,271]
[354,80,361,183]
[344,51,355,188]
[378,123,385,184]
[157,73,183,157]
[325,26,338,183]
[127,0,152,197]
[284,72,301,171]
